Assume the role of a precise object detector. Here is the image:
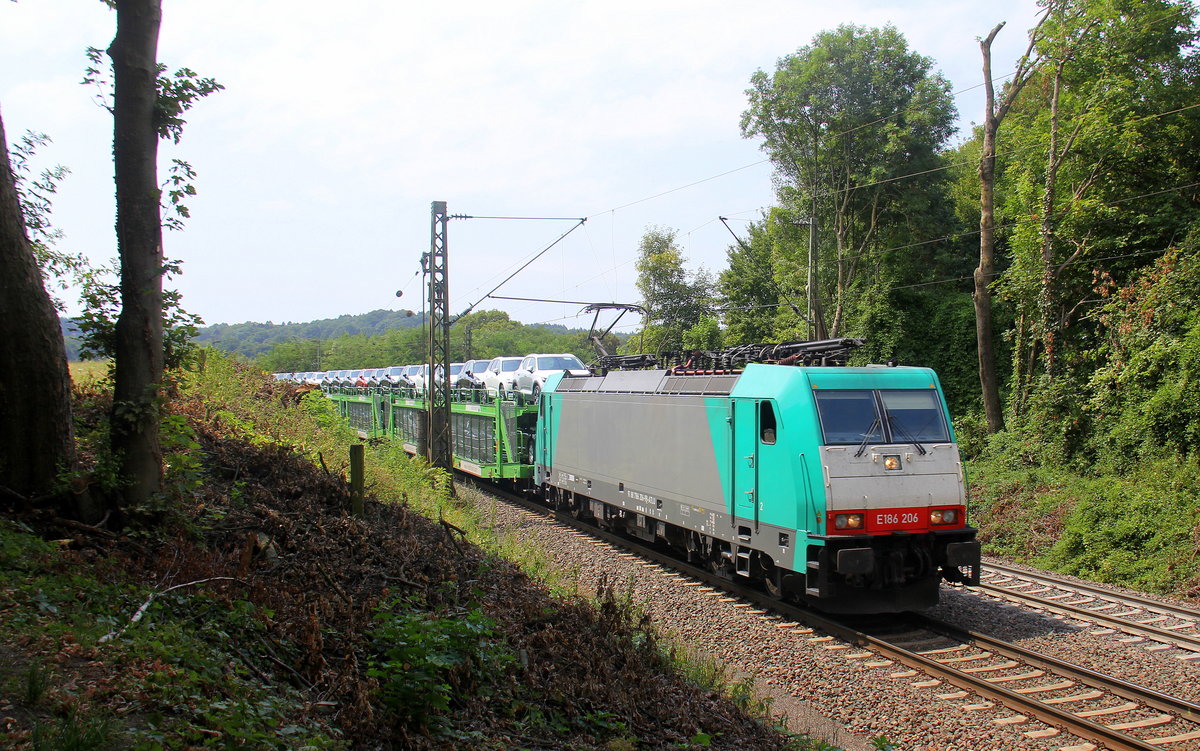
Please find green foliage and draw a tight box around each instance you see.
[969,451,1200,595]
[1085,234,1200,468]
[633,227,716,353]
[7,129,88,313]
[718,218,779,345]
[1042,457,1200,592]
[366,594,514,729]
[682,315,724,350]
[743,23,960,342]
[152,66,224,144]
[75,259,203,370]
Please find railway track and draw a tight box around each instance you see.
[976,563,1200,657]
[471,480,1200,751]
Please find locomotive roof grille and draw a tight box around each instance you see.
[594,337,864,372]
[661,375,740,394]
[554,370,740,395]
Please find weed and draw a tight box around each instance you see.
[366,594,515,730]
[30,708,117,751]
[24,660,49,706]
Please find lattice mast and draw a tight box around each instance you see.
[425,201,452,469]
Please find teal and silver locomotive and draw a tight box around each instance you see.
[533,341,980,613]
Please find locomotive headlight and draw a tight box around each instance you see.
[883,454,902,471]
[930,508,958,525]
[834,513,864,530]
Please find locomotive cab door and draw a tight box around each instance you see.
[730,399,760,525]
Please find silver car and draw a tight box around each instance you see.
[481,356,524,399]
[513,353,590,398]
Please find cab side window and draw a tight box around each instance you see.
[760,401,777,444]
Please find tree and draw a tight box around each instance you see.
[718,217,780,345]
[0,107,78,512]
[975,17,1047,433]
[633,227,715,353]
[107,0,167,510]
[995,0,1200,415]
[742,25,957,340]
[92,0,220,512]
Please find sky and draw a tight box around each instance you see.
[2,0,1042,334]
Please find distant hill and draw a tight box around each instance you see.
[193,309,425,360]
[61,309,581,362]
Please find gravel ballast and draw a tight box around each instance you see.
[477,493,1200,751]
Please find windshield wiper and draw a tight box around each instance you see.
[854,416,882,457]
[885,412,927,455]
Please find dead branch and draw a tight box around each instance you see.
[439,517,467,556]
[51,516,119,540]
[315,562,352,605]
[99,576,248,644]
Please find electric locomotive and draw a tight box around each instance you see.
[532,341,980,613]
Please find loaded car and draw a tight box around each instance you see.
[403,364,430,391]
[379,366,408,388]
[455,359,492,391]
[430,362,464,387]
[513,353,590,399]
[481,356,524,399]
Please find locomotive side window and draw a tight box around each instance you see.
[879,390,949,443]
[760,401,777,444]
[814,390,884,444]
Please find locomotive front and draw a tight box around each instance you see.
[783,366,981,612]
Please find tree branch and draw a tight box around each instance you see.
[99,576,247,643]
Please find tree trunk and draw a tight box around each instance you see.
[976,24,1008,433]
[974,17,1047,433]
[0,107,78,511]
[109,0,165,509]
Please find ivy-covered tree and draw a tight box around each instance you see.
[995,0,1200,417]
[97,0,221,512]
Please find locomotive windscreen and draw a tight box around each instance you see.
[814,389,949,445]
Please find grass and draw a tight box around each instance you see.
[68,360,110,385]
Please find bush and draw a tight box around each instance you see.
[367,594,514,729]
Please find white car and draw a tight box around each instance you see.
[397,364,428,390]
[432,362,464,386]
[481,356,524,398]
[455,359,492,390]
[513,353,590,398]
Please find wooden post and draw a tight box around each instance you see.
[349,443,364,516]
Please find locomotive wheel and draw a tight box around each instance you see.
[763,568,784,600]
